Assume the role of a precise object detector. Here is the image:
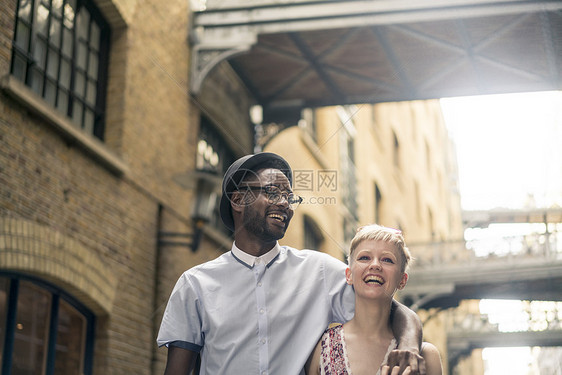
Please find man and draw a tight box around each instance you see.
[158,152,425,374]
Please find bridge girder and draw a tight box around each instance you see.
[401,259,562,310]
[191,0,562,121]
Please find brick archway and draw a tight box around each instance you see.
[0,217,118,315]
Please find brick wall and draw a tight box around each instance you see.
[0,0,254,374]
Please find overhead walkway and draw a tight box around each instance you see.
[446,312,562,369]
[463,207,562,227]
[401,208,562,310]
[190,0,562,123]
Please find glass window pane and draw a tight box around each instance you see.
[83,109,94,133]
[87,51,98,78]
[63,0,76,29]
[54,300,86,375]
[46,49,59,79]
[49,17,62,48]
[60,57,71,89]
[18,0,32,22]
[30,68,44,96]
[12,53,27,82]
[62,27,73,57]
[74,71,85,96]
[76,41,87,70]
[52,0,63,17]
[14,22,30,50]
[32,39,47,70]
[0,277,8,359]
[76,8,90,40]
[72,101,83,126]
[86,79,96,105]
[36,4,49,37]
[57,89,69,115]
[90,22,100,49]
[12,281,51,375]
[45,79,57,106]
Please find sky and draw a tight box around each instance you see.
[440,91,562,374]
[441,91,562,211]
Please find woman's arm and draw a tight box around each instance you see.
[386,299,426,375]
[304,339,322,375]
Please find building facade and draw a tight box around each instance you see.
[265,100,464,261]
[264,100,465,374]
[0,0,255,374]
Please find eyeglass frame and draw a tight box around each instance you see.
[240,184,303,209]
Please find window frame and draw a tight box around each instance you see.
[197,116,237,234]
[0,272,95,375]
[10,0,111,140]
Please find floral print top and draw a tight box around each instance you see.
[318,324,397,375]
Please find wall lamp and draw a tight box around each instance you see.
[158,176,218,253]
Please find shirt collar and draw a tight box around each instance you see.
[231,241,281,268]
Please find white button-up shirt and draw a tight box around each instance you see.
[157,242,354,374]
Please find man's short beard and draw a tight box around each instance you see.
[242,206,287,242]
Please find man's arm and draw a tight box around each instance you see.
[387,299,426,375]
[164,346,198,375]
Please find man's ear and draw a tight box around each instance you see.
[398,272,408,290]
[230,191,244,214]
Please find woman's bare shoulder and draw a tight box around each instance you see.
[421,342,442,375]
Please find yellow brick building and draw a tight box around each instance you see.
[266,101,464,259]
[265,101,465,374]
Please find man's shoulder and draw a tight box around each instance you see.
[281,246,346,266]
[184,252,235,275]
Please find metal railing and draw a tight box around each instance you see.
[409,227,562,268]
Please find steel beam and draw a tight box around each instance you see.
[190,0,562,94]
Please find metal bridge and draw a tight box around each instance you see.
[402,208,562,371]
[402,208,562,310]
[190,0,562,124]
[446,312,562,369]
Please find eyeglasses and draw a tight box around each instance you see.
[243,184,303,210]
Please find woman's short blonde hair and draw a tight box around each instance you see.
[348,224,412,272]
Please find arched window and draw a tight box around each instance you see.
[197,116,236,234]
[0,273,95,375]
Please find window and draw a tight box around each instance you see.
[425,140,431,174]
[428,208,435,241]
[338,106,358,222]
[0,273,94,375]
[374,183,382,224]
[299,108,317,143]
[303,215,323,250]
[393,131,400,169]
[414,181,421,223]
[197,116,236,233]
[10,0,110,140]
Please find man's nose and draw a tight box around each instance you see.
[276,193,290,206]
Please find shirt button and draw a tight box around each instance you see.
[261,338,266,344]
[259,308,265,314]
[262,372,267,375]
[257,282,262,287]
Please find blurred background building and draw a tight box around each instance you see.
[1,0,561,374]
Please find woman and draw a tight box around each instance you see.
[305,224,442,375]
